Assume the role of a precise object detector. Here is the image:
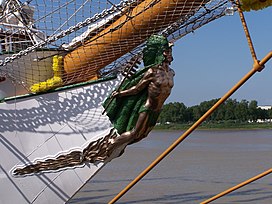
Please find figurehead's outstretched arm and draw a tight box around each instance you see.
[113,69,153,98]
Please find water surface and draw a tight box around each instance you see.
[69,129,272,204]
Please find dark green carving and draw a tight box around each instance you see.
[104,35,170,136]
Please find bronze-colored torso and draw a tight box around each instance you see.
[146,64,174,112]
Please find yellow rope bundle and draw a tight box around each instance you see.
[30,55,63,93]
[241,0,272,11]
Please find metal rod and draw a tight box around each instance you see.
[108,51,272,204]
[200,168,272,204]
[235,0,258,62]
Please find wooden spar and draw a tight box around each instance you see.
[63,0,205,82]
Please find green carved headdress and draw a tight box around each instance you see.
[143,35,170,67]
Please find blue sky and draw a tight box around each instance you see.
[168,7,272,107]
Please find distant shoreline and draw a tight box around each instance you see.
[155,122,272,130]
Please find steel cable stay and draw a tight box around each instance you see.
[199,0,271,202]
[1,1,270,203]
[108,51,272,204]
[201,168,272,204]
[108,1,272,203]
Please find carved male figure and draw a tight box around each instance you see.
[106,35,175,154]
[12,35,175,176]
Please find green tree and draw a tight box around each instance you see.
[224,99,238,121]
[268,107,272,119]
[159,103,173,123]
[234,99,249,122]
[190,105,201,122]
[159,98,271,125]
[256,107,269,121]
[248,100,258,122]
[159,102,188,123]
[198,99,219,121]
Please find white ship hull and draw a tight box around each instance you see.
[0,77,120,204]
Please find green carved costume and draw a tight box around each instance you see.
[103,35,170,135]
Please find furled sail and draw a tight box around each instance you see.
[0,0,230,96]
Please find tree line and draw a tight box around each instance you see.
[158,99,272,124]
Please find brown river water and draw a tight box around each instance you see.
[68,129,272,204]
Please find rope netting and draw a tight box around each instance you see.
[0,0,232,95]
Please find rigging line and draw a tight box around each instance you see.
[96,0,161,38]
[8,11,62,49]
[100,1,227,73]
[2,1,48,44]
[9,11,37,44]
[0,0,33,23]
[235,0,258,62]
[102,54,141,115]
[64,0,160,53]
[165,1,228,41]
[108,52,272,204]
[106,0,136,20]
[25,0,33,4]
[0,27,25,39]
[0,0,22,23]
[33,0,76,24]
[160,0,230,39]
[200,167,272,204]
[52,0,90,36]
[56,0,141,44]
[101,50,143,76]
[49,5,134,52]
[0,0,161,66]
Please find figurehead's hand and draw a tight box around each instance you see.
[111,91,120,98]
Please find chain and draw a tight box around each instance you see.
[0,0,138,66]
